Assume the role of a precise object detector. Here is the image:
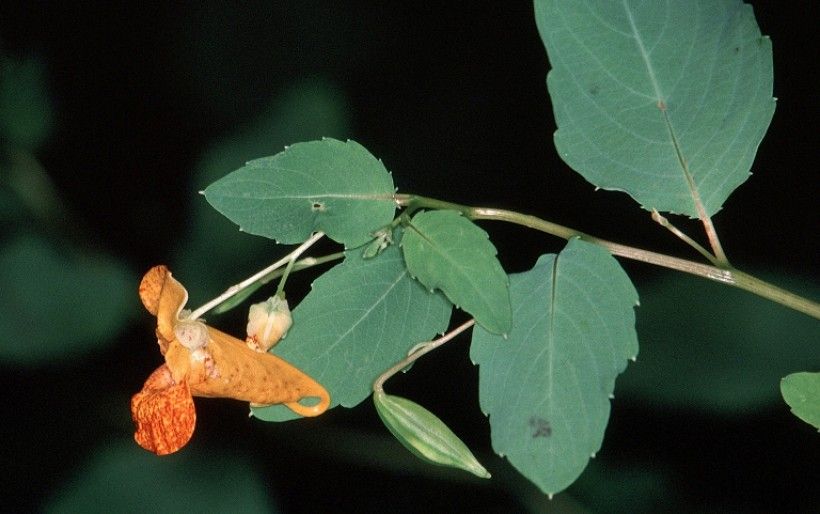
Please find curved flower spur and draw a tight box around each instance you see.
[132,265,330,455]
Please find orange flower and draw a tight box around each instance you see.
[132,265,330,455]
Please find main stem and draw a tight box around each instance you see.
[394,194,820,319]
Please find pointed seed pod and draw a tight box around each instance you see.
[373,391,490,479]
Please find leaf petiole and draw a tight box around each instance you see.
[651,209,720,265]
[373,319,476,395]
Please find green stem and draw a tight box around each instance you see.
[394,193,820,320]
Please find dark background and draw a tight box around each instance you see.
[1,1,817,512]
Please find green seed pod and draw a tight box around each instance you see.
[373,391,490,479]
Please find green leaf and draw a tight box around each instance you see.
[0,56,54,149]
[373,391,491,478]
[781,372,820,430]
[617,272,820,412]
[471,239,639,495]
[535,0,775,216]
[401,210,511,334]
[44,441,276,513]
[202,138,396,248]
[0,235,135,365]
[252,242,451,421]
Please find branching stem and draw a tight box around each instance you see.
[275,232,326,297]
[651,209,719,265]
[394,193,820,319]
[189,231,325,320]
[266,252,344,284]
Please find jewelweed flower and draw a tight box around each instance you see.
[132,265,329,455]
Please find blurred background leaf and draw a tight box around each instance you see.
[619,271,819,412]
[0,235,135,364]
[567,459,679,514]
[0,47,135,366]
[0,55,53,149]
[44,440,276,513]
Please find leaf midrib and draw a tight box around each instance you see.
[623,0,701,212]
[408,221,500,326]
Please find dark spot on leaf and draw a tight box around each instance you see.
[311,201,325,212]
[733,46,740,53]
[528,417,552,438]
[589,84,600,95]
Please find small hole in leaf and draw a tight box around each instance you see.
[311,201,326,212]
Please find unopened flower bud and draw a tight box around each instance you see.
[246,296,293,352]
